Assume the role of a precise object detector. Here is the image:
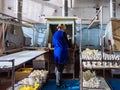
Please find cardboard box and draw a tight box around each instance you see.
[15,68,33,81]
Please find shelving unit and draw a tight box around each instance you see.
[0,59,15,90]
[8,69,49,90]
[79,6,112,90]
[81,52,120,90]
[0,50,47,90]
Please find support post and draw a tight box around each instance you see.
[11,59,15,90]
[2,21,5,53]
[80,19,83,90]
[100,6,104,61]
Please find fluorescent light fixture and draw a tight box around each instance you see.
[43,0,50,1]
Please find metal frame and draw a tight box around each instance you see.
[45,17,77,47]
[79,6,103,90]
[0,12,33,53]
[45,17,77,79]
[0,12,33,26]
[0,59,15,90]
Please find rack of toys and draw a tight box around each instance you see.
[0,59,15,90]
[8,69,48,90]
[79,6,113,90]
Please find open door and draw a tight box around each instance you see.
[45,17,77,48]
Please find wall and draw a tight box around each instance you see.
[3,0,17,17]
[75,24,106,49]
[2,0,120,49]
[2,0,120,24]
[0,0,3,12]
[22,23,106,49]
[22,24,47,47]
[22,0,56,23]
[68,0,110,24]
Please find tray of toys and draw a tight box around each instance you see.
[8,69,48,90]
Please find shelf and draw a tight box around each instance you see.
[82,60,120,62]
[83,66,120,69]
[80,6,106,90]
[83,77,111,90]
[82,59,120,69]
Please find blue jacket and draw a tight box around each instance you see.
[52,30,68,64]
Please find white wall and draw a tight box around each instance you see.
[0,0,3,12]
[2,0,120,24]
[68,0,110,24]
[3,0,17,17]
[22,0,56,23]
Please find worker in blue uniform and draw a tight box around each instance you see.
[52,24,69,88]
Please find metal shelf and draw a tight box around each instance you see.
[88,20,100,29]
[0,59,15,90]
[79,6,107,90]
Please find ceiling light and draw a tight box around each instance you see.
[43,0,50,1]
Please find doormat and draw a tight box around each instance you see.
[107,78,120,90]
[41,79,80,90]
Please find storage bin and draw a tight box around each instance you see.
[15,68,33,81]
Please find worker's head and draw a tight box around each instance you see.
[57,24,66,31]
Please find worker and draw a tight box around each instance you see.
[52,23,69,88]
